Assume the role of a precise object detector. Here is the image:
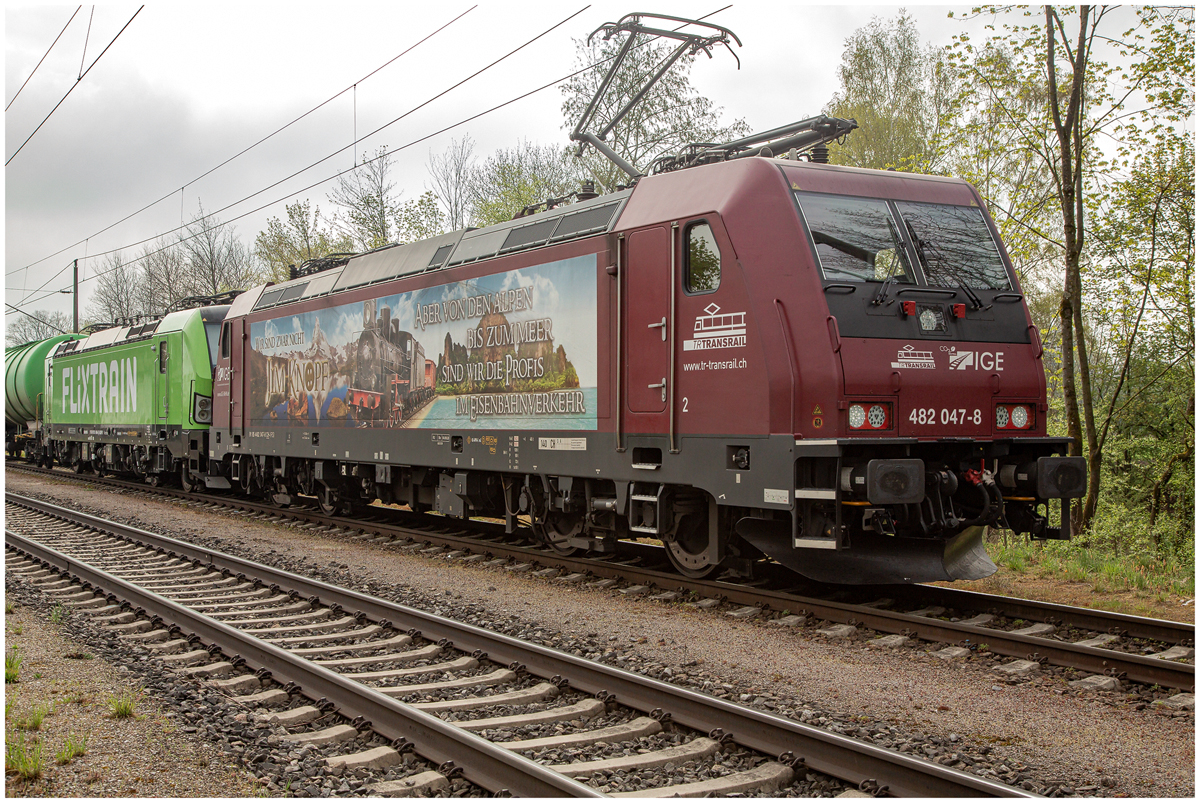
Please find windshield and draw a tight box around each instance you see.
[893,201,1011,290]
[204,323,221,368]
[794,192,915,285]
[795,191,1012,291]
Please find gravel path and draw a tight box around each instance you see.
[5,471,1194,797]
[3,593,262,797]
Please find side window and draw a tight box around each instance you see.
[685,222,721,293]
[159,341,169,373]
[220,322,231,360]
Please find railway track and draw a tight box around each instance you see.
[8,462,1195,695]
[4,493,1032,798]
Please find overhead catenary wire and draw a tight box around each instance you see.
[78,6,95,79]
[12,5,730,314]
[5,5,82,113]
[4,304,68,335]
[6,5,478,279]
[12,6,591,310]
[5,5,143,167]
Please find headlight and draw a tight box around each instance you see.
[995,403,1034,430]
[193,395,213,424]
[849,404,866,428]
[849,401,891,430]
[1011,405,1029,428]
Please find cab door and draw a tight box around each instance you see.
[624,226,671,426]
[230,318,246,439]
[154,337,170,424]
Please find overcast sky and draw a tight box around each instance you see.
[4,2,998,329]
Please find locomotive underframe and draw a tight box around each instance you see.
[208,424,1082,583]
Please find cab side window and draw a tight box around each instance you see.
[220,322,231,360]
[685,222,721,293]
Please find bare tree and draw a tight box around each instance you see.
[138,236,189,315]
[86,252,145,324]
[179,206,261,297]
[5,308,73,345]
[328,147,397,250]
[426,136,476,231]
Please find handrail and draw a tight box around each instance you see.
[775,299,798,435]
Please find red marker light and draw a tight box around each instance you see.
[952,303,966,319]
[901,301,917,317]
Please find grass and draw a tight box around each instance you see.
[49,604,69,625]
[5,600,14,614]
[15,701,52,731]
[55,733,87,765]
[986,536,1194,598]
[5,731,44,781]
[6,647,23,683]
[109,688,141,719]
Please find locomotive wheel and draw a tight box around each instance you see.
[72,460,88,474]
[317,486,344,516]
[180,465,198,493]
[539,512,583,557]
[665,514,722,579]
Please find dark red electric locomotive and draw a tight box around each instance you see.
[204,14,1085,584]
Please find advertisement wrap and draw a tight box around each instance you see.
[247,256,598,431]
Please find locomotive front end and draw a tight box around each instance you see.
[767,164,1087,584]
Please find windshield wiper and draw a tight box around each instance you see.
[956,278,987,310]
[872,218,906,307]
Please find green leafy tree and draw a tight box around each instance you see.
[254,200,353,282]
[825,10,954,172]
[394,191,446,244]
[468,141,580,227]
[560,33,747,191]
[946,6,1194,532]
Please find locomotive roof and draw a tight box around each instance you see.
[51,306,223,358]
[245,187,634,316]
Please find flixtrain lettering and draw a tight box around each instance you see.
[61,358,139,415]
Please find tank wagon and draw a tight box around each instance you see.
[5,334,81,461]
[200,151,1086,584]
[40,306,229,487]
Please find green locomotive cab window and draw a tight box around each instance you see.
[159,342,169,373]
[685,222,721,293]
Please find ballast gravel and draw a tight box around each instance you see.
[5,471,1195,798]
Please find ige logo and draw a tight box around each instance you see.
[891,345,936,370]
[683,303,747,352]
[942,346,1005,371]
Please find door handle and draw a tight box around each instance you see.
[647,317,667,341]
[647,378,666,402]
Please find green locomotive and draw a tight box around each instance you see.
[37,306,229,487]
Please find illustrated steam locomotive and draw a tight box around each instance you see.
[348,299,433,425]
[4,13,1087,585]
